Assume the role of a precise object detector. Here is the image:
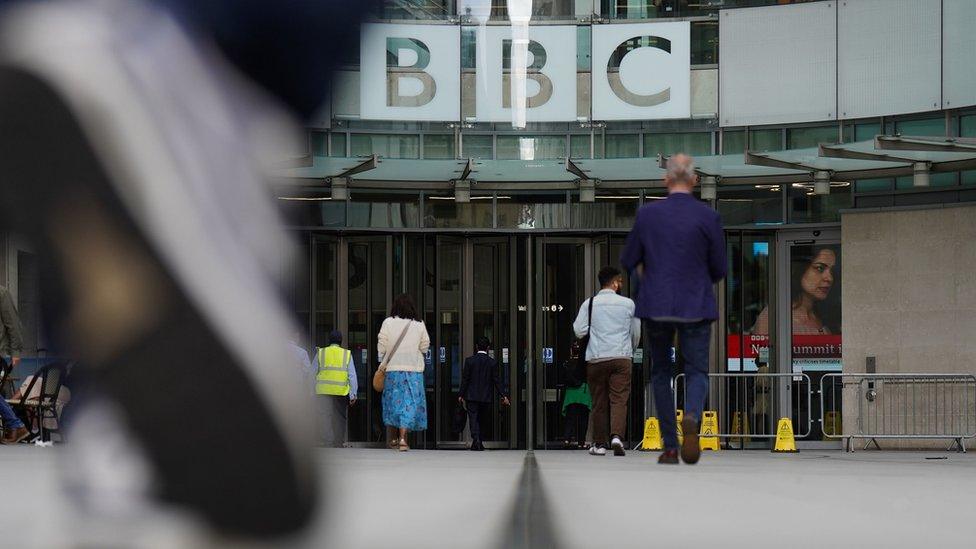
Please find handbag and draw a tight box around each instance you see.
[452,400,468,435]
[572,293,596,387]
[372,320,413,392]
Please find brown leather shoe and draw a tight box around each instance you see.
[658,449,679,464]
[2,426,29,445]
[681,418,701,464]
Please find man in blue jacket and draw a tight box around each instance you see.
[621,154,727,465]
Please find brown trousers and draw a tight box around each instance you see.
[586,358,633,444]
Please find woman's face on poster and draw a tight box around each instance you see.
[801,249,836,301]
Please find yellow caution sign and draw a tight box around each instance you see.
[676,409,684,445]
[731,411,751,448]
[772,417,799,453]
[699,411,720,451]
[823,411,842,437]
[641,417,663,451]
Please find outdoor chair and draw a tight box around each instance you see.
[6,361,70,443]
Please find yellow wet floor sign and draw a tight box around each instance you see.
[772,417,799,453]
[641,417,662,451]
[699,411,720,451]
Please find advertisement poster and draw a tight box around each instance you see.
[728,243,841,372]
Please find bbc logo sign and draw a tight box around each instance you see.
[359,22,691,122]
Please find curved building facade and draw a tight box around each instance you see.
[276,0,976,450]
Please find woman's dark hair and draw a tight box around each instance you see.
[390,293,420,321]
[790,245,841,334]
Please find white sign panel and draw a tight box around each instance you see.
[360,23,460,121]
[592,22,691,121]
[475,26,577,123]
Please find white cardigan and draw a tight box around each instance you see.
[377,316,430,373]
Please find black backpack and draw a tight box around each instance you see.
[564,294,595,388]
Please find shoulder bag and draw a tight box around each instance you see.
[373,320,413,392]
[571,293,596,386]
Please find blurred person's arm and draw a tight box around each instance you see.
[630,304,641,351]
[0,287,24,364]
[707,211,728,283]
[419,321,430,354]
[346,351,357,402]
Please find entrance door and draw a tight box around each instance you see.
[776,229,842,443]
[535,238,591,448]
[343,236,392,445]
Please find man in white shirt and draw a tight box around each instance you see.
[573,266,641,457]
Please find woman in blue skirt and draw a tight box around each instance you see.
[377,294,430,451]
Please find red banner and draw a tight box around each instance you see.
[727,334,842,359]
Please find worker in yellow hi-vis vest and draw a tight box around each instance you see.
[312,330,359,447]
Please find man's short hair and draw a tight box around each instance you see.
[476,336,491,352]
[598,266,622,288]
[328,330,343,345]
[666,154,696,184]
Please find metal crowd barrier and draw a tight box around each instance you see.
[673,372,812,444]
[820,373,976,452]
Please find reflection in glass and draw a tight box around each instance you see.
[350,133,420,159]
[571,194,638,229]
[717,185,783,226]
[789,184,852,223]
[496,194,569,228]
[496,135,566,160]
[605,134,639,158]
[347,193,421,228]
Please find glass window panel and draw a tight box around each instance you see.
[496,135,566,160]
[895,172,957,190]
[461,27,476,69]
[496,193,569,229]
[350,134,420,159]
[379,0,451,19]
[571,192,639,229]
[855,179,893,192]
[330,133,347,157]
[347,192,421,228]
[577,25,591,71]
[424,134,455,159]
[716,185,784,225]
[605,134,639,158]
[749,129,782,152]
[310,131,328,156]
[962,171,976,187]
[787,126,839,149]
[643,132,711,158]
[462,134,493,159]
[961,115,976,137]
[425,194,494,228]
[484,0,574,19]
[722,130,745,155]
[570,134,598,159]
[789,184,852,223]
[854,122,881,142]
[691,21,718,65]
[895,117,945,137]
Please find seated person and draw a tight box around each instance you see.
[11,374,71,435]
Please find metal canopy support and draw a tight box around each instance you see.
[875,135,976,153]
[579,179,596,202]
[454,179,472,203]
[813,170,831,195]
[565,157,589,180]
[335,154,379,178]
[458,158,474,182]
[330,176,349,201]
[913,162,930,188]
[700,175,718,200]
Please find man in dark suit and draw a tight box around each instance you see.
[459,337,510,451]
[621,153,727,466]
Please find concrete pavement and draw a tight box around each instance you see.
[1,445,974,548]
